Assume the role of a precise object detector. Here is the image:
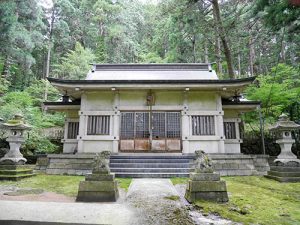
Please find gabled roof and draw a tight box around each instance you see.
[47,63,257,99]
[86,63,218,80]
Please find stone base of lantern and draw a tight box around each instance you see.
[265,159,300,182]
[0,165,35,181]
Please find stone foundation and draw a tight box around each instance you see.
[36,153,270,177]
[265,166,300,182]
[0,165,35,181]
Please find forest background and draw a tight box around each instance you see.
[0,0,299,155]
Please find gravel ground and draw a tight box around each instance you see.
[0,180,240,225]
[126,179,195,225]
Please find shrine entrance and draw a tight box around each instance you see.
[120,111,181,151]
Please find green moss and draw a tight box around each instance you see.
[0,174,84,196]
[116,178,132,191]
[170,177,188,185]
[0,175,132,196]
[195,176,300,225]
[164,195,180,201]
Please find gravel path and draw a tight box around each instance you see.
[126,179,195,225]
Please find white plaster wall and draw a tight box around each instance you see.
[71,90,233,154]
[119,91,147,107]
[188,92,217,110]
[62,141,78,153]
[189,141,219,153]
[225,143,241,153]
[154,91,183,106]
[83,92,113,111]
[224,109,239,118]
[81,141,113,153]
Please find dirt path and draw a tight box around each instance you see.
[0,185,75,202]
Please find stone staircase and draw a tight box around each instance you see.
[109,154,194,178]
[39,153,269,177]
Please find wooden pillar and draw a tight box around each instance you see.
[182,90,190,154]
[112,90,120,154]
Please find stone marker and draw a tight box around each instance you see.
[76,151,119,202]
[265,114,300,182]
[185,150,228,203]
[0,114,34,181]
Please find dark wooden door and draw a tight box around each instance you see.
[120,111,181,151]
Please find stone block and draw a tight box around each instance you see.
[187,180,227,192]
[270,166,300,172]
[85,173,115,181]
[189,172,220,181]
[268,170,300,178]
[185,190,228,203]
[78,180,118,192]
[76,190,119,202]
[265,175,300,182]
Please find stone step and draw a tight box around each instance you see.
[268,170,300,178]
[264,174,300,183]
[111,168,192,173]
[110,155,193,159]
[115,172,189,178]
[0,173,35,181]
[0,169,33,175]
[110,159,191,163]
[270,166,300,172]
[109,163,191,168]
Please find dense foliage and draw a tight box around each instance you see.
[0,0,299,153]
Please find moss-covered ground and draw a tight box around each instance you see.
[171,176,300,225]
[0,174,132,196]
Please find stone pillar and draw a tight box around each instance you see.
[77,112,86,153]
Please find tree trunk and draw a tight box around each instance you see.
[215,36,222,74]
[44,5,56,101]
[192,34,196,63]
[237,51,241,77]
[204,40,209,63]
[212,0,235,78]
[1,55,10,78]
[249,35,255,77]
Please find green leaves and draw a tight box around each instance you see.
[245,63,300,120]
[53,42,95,79]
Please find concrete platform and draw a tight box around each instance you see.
[0,200,138,225]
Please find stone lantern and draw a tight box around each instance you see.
[0,114,31,164]
[0,114,34,180]
[265,114,300,182]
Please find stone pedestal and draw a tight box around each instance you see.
[0,165,34,181]
[76,173,119,202]
[76,152,119,202]
[185,172,228,203]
